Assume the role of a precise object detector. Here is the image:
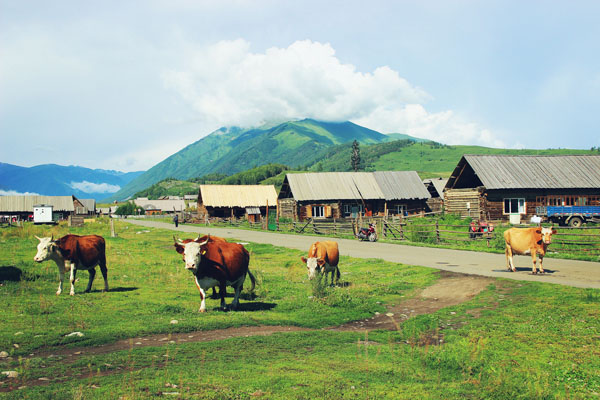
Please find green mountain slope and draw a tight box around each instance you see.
[105,119,389,201]
[303,140,597,178]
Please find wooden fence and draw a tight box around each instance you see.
[182,214,600,258]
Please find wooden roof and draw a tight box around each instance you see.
[199,185,277,208]
[0,195,77,212]
[282,171,430,201]
[447,154,600,190]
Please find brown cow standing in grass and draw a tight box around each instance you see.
[301,241,340,286]
[504,226,557,274]
[174,234,255,312]
[34,234,108,295]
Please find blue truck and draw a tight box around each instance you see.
[536,206,600,227]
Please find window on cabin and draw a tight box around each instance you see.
[396,205,407,216]
[312,206,324,218]
[503,198,525,214]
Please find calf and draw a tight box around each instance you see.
[34,234,108,295]
[301,241,340,286]
[504,226,556,274]
[174,234,255,312]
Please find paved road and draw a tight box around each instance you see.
[124,219,600,289]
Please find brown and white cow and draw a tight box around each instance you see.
[301,241,340,286]
[504,226,557,274]
[34,234,108,295]
[174,234,255,312]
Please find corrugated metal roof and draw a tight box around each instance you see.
[133,199,187,211]
[285,172,429,201]
[374,171,431,200]
[464,154,600,189]
[199,185,277,208]
[0,195,76,212]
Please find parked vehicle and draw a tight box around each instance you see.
[357,223,377,242]
[469,220,494,239]
[537,206,600,227]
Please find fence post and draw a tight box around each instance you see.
[435,219,440,243]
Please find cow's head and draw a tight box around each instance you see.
[174,235,209,271]
[301,256,325,280]
[33,235,58,262]
[536,226,557,245]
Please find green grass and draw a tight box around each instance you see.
[1,220,599,399]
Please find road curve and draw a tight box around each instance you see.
[124,219,600,289]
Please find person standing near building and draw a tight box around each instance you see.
[173,213,179,228]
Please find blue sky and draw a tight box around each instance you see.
[1,0,599,172]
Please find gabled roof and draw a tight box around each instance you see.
[423,178,448,197]
[447,154,600,190]
[133,198,187,211]
[374,171,431,200]
[199,185,277,208]
[282,171,430,201]
[0,195,77,212]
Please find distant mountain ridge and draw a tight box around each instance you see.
[0,163,143,200]
[105,119,399,201]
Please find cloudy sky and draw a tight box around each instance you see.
[1,1,599,172]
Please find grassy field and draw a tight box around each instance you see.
[1,220,599,399]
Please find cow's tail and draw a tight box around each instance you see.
[246,269,256,292]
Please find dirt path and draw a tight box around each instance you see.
[0,272,492,391]
[125,219,600,289]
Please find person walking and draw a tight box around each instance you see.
[173,213,179,228]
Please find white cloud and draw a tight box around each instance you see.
[162,39,503,147]
[69,181,121,193]
[0,190,40,196]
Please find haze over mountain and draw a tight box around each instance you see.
[0,163,143,201]
[104,119,403,201]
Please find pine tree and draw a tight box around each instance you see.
[351,140,361,172]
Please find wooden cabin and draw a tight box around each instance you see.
[197,185,277,221]
[444,154,600,223]
[277,171,431,221]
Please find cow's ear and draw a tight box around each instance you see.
[317,258,325,266]
[174,243,184,254]
[300,256,307,264]
[552,229,557,234]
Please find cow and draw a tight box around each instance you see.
[34,234,108,295]
[175,234,226,299]
[504,226,557,274]
[301,241,340,286]
[174,234,255,312]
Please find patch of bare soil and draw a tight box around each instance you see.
[330,270,494,332]
[0,271,494,391]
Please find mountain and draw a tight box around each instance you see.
[0,163,143,201]
[105,119,392,201]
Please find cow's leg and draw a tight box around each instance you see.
[539,254,545,274]
[85,268,96,293]
[230,284,242,311]
[193,275,207,313]
[505,245,516,272]
[69,262,77,296]
[531,252,538,274]
[219,283,228,310]
[56,265,65,295]
[99,262,109,292]
[210,287,219,299]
